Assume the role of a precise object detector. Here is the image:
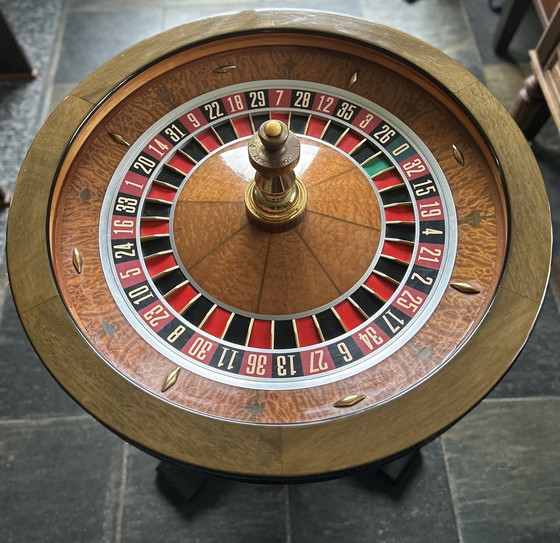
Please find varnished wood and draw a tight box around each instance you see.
[174,138,381,315]
[7,11,551,479]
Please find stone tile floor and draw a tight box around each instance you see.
[1,0,559,541]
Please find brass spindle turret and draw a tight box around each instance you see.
[245,120,307,232]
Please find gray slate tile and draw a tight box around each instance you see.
[67,0,259,7]
[533,121,560,255]
[0,416,124,543]
[0,0,64,264]
[288,440,459,543]
[162,0,364,30]
[462,0,542,64]
[361,0,481,73]
[442,399,560,543]
[0,0,63,78]
[489,287,560,398]
[120,447,288,543]
[55,9,163,84]
[0,289,83,419]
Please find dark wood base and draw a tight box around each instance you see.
[155,450,420,504]
[156,461,209,503]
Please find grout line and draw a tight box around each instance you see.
[101,442,128,543]
[0,413,91,426]
[549,255,560,311]
[114,442,130,543]
[440,437,465,543]
[38,0,71,125]
[0,286,7,325]
[482,396,560,403]
[0,260,9,328]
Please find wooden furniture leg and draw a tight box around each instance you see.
[511,73,551,139]
[494,0,533,55]
[512,4,560,139]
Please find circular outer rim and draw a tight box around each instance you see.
[7,10,551,478]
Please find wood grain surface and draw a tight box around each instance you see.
[174,138,381,314]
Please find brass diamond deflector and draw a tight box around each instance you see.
[162,367,181,392]
[348,71,359,90]
[214,65,236,73]
[72,248,83,274]
[108,132,131,147]
[452,144,465,166]
[451,282,481,294]
[334,394,366,408]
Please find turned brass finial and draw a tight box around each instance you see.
[245,120,307,232]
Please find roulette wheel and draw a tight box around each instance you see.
[7,10,551,482]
